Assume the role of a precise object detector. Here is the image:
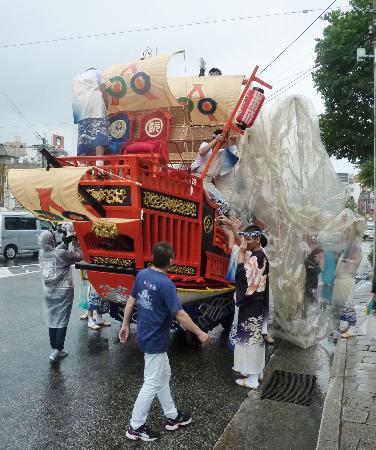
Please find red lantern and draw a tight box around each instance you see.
[236,87,265,130]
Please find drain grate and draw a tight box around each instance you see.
[261,370,316,406]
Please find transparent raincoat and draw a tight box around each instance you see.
[230,95,365,348]
[38,231,83,328]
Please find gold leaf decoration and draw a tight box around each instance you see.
[87,188,127,204]
[143,191,197,217]
[92,222,119,239]
[91,256,133,267]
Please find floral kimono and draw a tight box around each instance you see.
[233,249,269,376]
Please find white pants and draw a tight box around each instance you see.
[130,352,178,429]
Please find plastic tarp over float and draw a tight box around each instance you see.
[230,95,365,348]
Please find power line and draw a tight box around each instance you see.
[0,6,348,50]
[0,83,43,142]
[272,65,315,86]
[260,0,337,75]
[0,122,72,129]
[267,66,314,100]
[265,70,314,104]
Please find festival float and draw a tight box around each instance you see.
[8,52,272,335]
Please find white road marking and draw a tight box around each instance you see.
[0,264,41,278]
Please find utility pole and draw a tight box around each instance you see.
[373,1,376,283]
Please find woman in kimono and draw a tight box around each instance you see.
[38,230,82,362]
[233,229,269,389]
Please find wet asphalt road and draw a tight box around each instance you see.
[0,253,276,450]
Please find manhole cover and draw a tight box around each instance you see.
[261,370,316,406]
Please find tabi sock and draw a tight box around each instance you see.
[247,374,258,386]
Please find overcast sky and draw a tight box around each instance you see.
[0,0,355,172]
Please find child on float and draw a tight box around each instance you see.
[233,228,269,389]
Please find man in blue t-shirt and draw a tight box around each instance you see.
[119,241,209,442]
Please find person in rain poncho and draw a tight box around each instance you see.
[38,229,82,362]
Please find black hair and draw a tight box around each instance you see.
[213,129,223,136]
[209,67,222,75]
[243,224,268,247]
[306,247,324,264]
[152,241,174,268]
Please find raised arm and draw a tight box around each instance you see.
[57,238,83,265]
[199,134,224,156]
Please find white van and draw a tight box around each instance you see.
[0,210,54,259]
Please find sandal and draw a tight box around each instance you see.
[263,335,275,345]
[235,378,259,389]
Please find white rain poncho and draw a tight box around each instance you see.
[38,231,83,328]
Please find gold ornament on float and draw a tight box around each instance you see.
[203,215,214,234]
[92,222,119,239]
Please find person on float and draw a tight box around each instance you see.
[233,229,269,389]
[72,67,111,161]
[191,130,238,216]
[119,241,209,442]
[38,227,82,362]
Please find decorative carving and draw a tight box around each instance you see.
[92,222,119,239]
[142,190,197,218]
[203,215,214,234]
[91,256,133,267]
[168,265,196,276]
[87,188,128,205]
[100,284,129,303]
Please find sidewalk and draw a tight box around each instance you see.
[317,280,376,450]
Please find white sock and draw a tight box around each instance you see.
[247,374,258,386]
[88,317,96,327]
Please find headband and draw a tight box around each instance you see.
[239,230,263,238]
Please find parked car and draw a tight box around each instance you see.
[0,210,54,259]
[363,222,374,241]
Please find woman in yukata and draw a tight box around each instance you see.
[233,228,269,389]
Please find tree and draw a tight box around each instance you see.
[357,157,374,187]
[313,0,373,163]
[345,195,359,212]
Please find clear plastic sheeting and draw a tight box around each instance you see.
[230,95,365,348]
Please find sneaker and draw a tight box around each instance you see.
[50,349,61,362]
[126,424,159,442]
[59,350,68,358]
[165,411,192,431]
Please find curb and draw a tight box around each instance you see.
[315,337,347,450]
